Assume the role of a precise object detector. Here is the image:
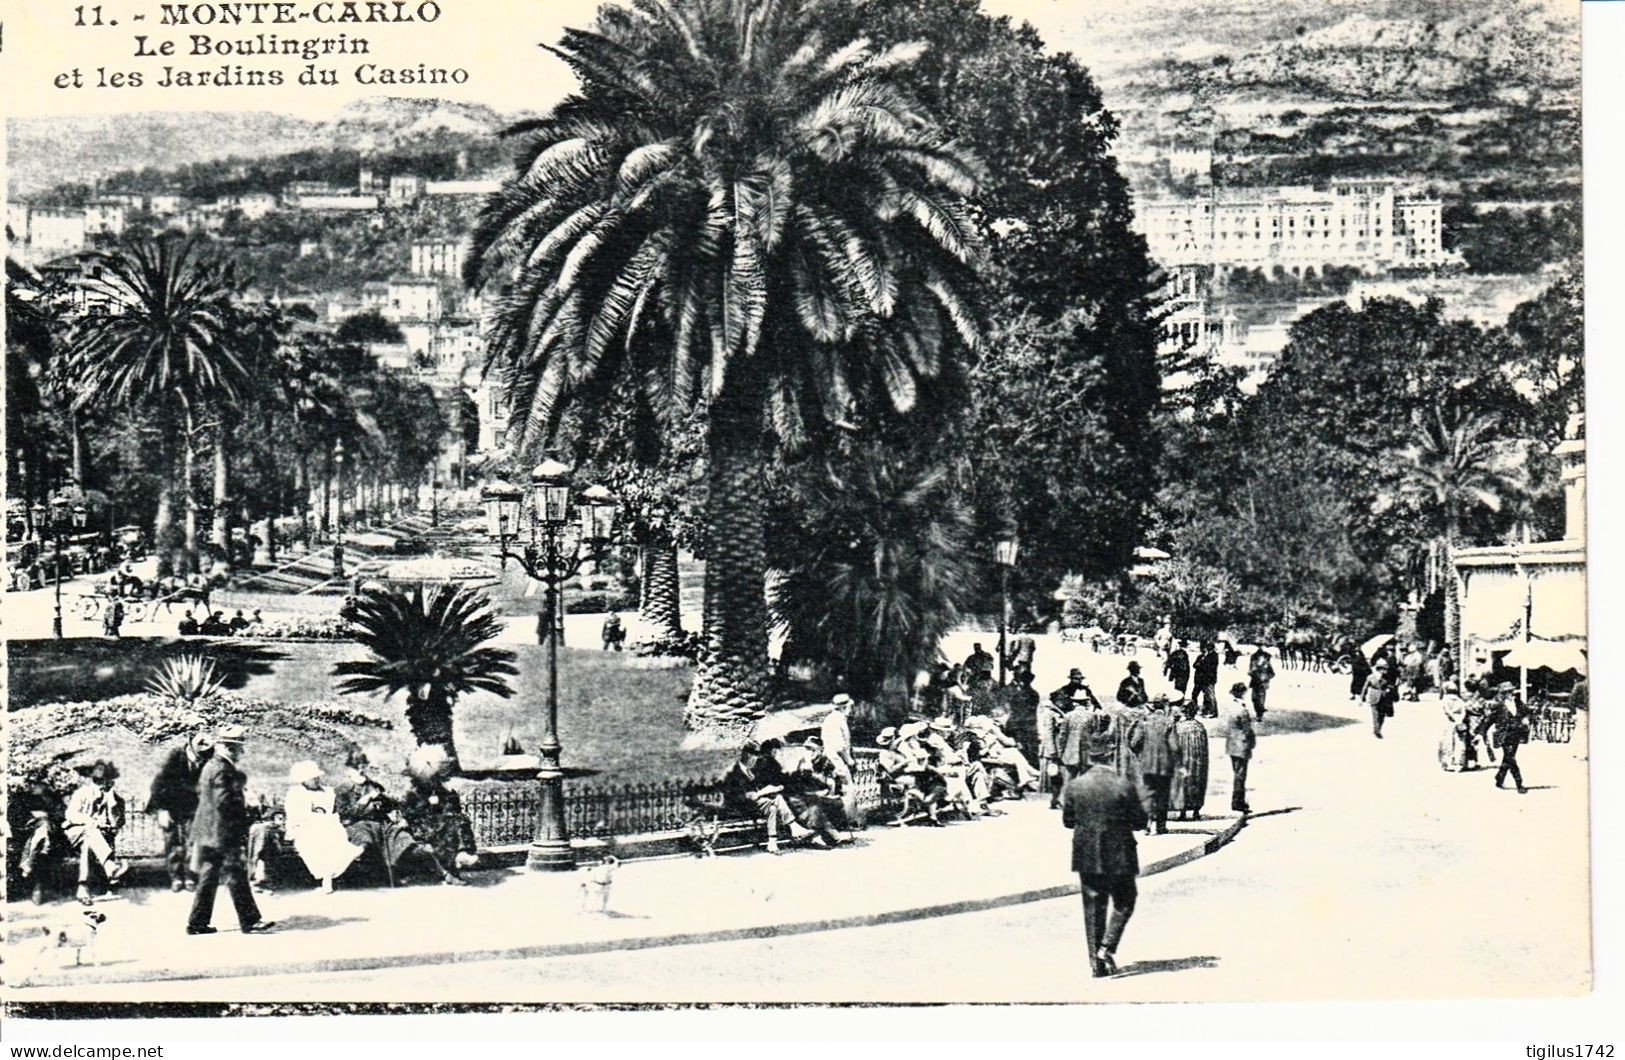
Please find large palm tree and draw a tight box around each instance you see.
[333,585,519,771]
[69,236,247,575]
[468,0,984,730]
[1396,402,1528,650]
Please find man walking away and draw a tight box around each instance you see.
[1062,714,1146,978]
[1193,642,1220,717]
[1037,692,1066,809]
[821,694,859,824]
[1004,670,1041,766]
[1248,647,1275,721]
[1163,641,1191,698]
[1226,686,1256,814]
[1137,695,1178,835]
[188,725,276,936]
[1058,689,1095,793]
[149,732,214,892]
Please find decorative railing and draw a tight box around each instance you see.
[109,750,891,859]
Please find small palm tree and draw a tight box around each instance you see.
[332,586,519,771]
[770,449,975,702]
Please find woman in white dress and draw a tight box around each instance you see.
[283,760,364,893]
[1438,695,1470,772]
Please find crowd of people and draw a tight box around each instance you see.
[7,725,482,930]
[177,608,263,637]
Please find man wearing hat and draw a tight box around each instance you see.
[1116,661,1148,709]
[1062,713,1147,977]
[821,694,859,825]
[1036,686,1067,808]
[1137,695,1179,835]
[1226,686,1257,814]
[63,760,128,905]
[1057,688,1097,796]
[1363,654,1397,739]
[188,725,275,936]
[1480,686,1530,794]
[1192,642,1220,718]
[149,731,215,892]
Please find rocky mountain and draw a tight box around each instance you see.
[6,97,521,197]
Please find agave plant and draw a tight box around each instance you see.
[146,654,227,706]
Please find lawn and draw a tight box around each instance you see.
[7,638,730,805]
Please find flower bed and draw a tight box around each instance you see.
[7,691,395,796]
[242,615,357,641]
[378,556,498,583]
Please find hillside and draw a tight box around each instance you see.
[6,97,523,198]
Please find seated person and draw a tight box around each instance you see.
[228,609,251,633]
[199,611,232,636]
[721,740,813,851]
[782,736,854,837]
[965,713,1038,795]
[921,718,988,817]
[177,609,200,636]
[283,760,364,894]
[334,749,420,885]
[6,777,64,904]
[62,760,128,904]
[400,746,480,885]
[874,726,946,825]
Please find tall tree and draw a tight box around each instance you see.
[69,236,248,575]
[468,0,985,730]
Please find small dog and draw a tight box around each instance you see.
[578,855,619,914]
[21,910,107,970]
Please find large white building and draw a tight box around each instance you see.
[411,239,467,280]
[1136,178,1445,275]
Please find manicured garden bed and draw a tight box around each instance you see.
[7,638,726,804]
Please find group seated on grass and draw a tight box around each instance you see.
[6,739,480,906]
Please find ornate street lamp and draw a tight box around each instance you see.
[479,480,524,569]
[482,460,622,872]
[994,536,1020,687]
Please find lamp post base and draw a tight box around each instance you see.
[527,765,576,872]
[526,841,577,872]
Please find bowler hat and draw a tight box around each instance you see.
[1127,661,1142,673]
[1229,681,1248,697]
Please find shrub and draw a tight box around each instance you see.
[246,615,357,641]
[633,630,706,661]
[565,590,639,615]
[146,654,226,705]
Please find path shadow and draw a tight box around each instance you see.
[255,914,368,933]
[1256,709,1356,736]
[1113,954,1220,978]
[1245,806,1303,820]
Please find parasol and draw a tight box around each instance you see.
[1361,634,1395,660]
[750,704,833,743]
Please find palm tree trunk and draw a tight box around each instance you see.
[686,407,772,731]
[1444,528,1461,659]
[68,410,86,490]
[639,536,684,640]
[154,430,179,578]
[212,422,231,567]
[406,690,460,771]
[181,401,199,573]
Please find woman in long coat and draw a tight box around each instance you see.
[1438,694,1470,772]
[1170,702,1210,820]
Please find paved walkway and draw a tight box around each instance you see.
[3,792,1247,996]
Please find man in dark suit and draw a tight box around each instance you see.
[1056,689,1096,792]
[1062,715,1146,978]
[148,732,213,892]
[1193,643,1220,717]
[1137,696,1178,835]
[187,725,275,936]
[1162,642,1191,697]
[1115,661,1148,708]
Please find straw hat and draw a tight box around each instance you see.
[288,760,322,785]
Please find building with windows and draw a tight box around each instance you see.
[1135,178,1445,275]
[29,207,87,254]
[411,239,467,280]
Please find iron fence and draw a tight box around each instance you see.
[107,750,890,859]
